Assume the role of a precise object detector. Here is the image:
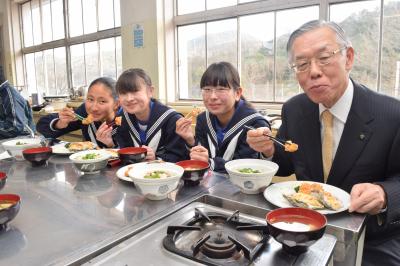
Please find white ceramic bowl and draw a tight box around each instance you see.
[225,159,279,194]
[2,138,43,161]
[69,150,111,174]
[128,162,184,200]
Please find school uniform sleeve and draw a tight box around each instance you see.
[0,85,31,138]
[157,113,189,162]
[114,113,134,148]
[207,117,270,173]
[36,104,86,139]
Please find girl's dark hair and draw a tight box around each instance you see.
[116,68,152,94]
[200,62,240,90]
[88,77,117,100]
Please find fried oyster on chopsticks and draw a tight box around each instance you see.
[82,114,94,125]
[284,182,342,211]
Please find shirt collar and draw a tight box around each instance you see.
[319,79,353,123]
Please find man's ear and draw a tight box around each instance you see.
[345,46,355,71]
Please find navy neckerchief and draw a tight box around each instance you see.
[214,99,244,145]
[135,100,154,144]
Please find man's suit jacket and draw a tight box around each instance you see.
[273,80,400,241]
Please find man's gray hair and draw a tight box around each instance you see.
[287,20,352,62]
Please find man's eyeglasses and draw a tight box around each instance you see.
[290,46,347,73]
[201,87,231,95]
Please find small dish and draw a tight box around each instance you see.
[23,147,52,166]
[175,160,209,186]
[118,147,147,165]
[266,207,327,254]
[0,194,21,230]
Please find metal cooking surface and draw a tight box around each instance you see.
[84,199,336,266]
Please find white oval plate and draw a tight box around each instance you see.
[264,180,350,214]
[116,162,148,183]
[51,143,74,155]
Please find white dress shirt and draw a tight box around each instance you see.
[319,79,354,159]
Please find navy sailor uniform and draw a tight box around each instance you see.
[195,100,270,172]
[115,99,188,162]
[36,103,120,148]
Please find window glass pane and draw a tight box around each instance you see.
[207,0,236,10]
[69,0,83,37]
[82,0,97,34]
[52,0,65,40]
[43,49,55,95]
[31,0,42,45]
[25,53,37,94]
[54,47,68,95]
[330,1,380,91]
[381,0,400,98]
[85,41,100,84]
[178,24,206,99]
[177,0,205,15]
[116,36,122,76]
[275,6,319,102]
[71,44,86,87]
[98,0,114,30]
[114,0,121,27]
[240,13,274,102]
[42,0,52,42]
[99,38,116,78]
[35,51,45,94]
[22,2,33,47]
[207,19,237,66]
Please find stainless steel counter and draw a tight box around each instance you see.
[0,155,366,266]
[0,156,226,266]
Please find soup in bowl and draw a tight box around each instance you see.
[128,162,184,200]
[175,160,209,186]
[118,147,147,165]
[225,159,278,194]
[0,194,21,230]
[266,207,327,254]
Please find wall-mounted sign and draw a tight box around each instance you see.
[133,24,144,48]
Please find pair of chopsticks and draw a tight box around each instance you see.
[243,125,287,148]
[75,113,85,121]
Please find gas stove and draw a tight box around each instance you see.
[163,208,269,265]
[84,195,336,266]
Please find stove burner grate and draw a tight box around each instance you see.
[163,208,269,266]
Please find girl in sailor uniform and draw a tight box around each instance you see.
[175,62,270,172]
[114,68,188,162]
[37,77,121,148]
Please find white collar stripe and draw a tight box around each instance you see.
[206,111,217,143]
[224,113,262,141]
[123,109,141,141]
[147,109,175,137]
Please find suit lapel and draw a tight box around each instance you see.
[299,104,324,183]
[328,84,374,187]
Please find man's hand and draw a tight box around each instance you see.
[349,183,387,215]
[246,127,275,157]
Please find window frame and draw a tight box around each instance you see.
[171,0,391,105]
[20,0,121,96]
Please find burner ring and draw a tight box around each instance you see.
[201,230,237,259]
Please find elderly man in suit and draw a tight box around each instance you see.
[246,20,400,266]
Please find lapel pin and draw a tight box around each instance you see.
[359,133,365,140]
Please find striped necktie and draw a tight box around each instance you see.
[321,110,334,183]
